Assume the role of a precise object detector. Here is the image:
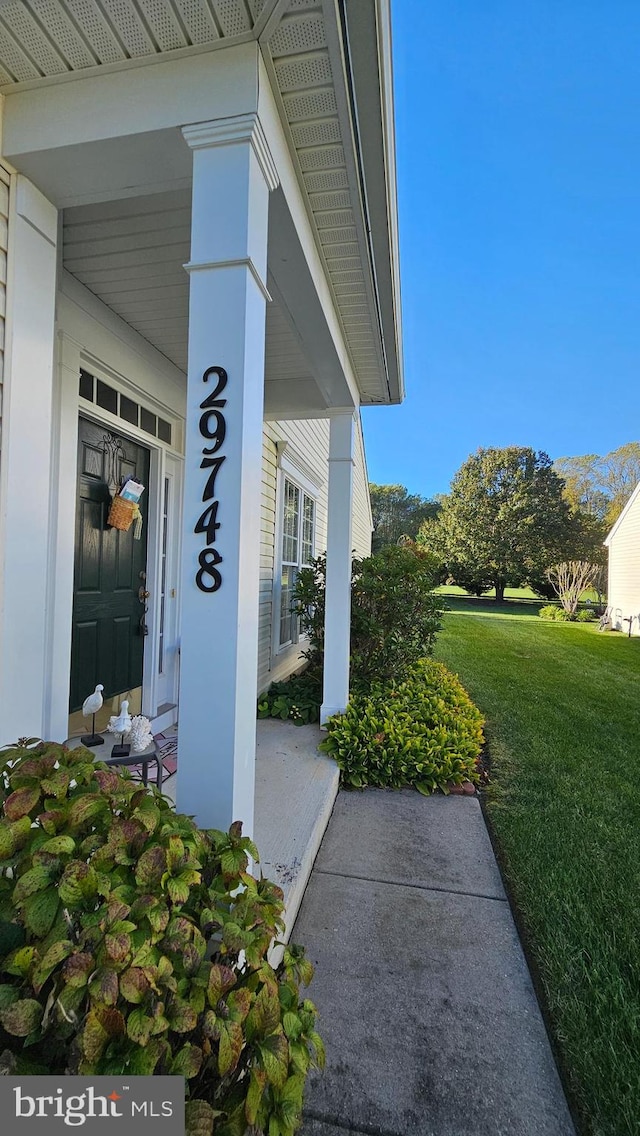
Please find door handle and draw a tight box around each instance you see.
[138,587,150,602]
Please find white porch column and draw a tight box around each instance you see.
[0,176,57,745]
[321,411,356,725]
[177,114,278,834]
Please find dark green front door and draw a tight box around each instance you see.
[70,418,151,712]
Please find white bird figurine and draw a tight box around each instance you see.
[108,700,132,737]
[82,684,104,717]
[80,684,104,747]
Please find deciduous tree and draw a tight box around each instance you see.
[554,442,640,526]
[419,447,573,601]
[368,483,439,552]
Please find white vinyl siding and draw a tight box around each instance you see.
[258,418,329,690]
[257,413,372,692]
[607,486,640,635]
[351,416,373,558]
[0,168,9,475]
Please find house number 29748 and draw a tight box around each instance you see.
[194,365,227,592]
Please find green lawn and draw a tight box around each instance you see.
[435,583,541,600]
[434,597,640,1136]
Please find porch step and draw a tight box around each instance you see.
[253,719,339,960]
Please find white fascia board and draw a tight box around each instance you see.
[257,53,360,412]
[604,480,640,546]
[2,43,259,158]
[375,0,404,400]
[338,0,404,404]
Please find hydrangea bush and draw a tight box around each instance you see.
[0,740,323,1136]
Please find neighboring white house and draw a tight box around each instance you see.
[604,482,640,635]
[0,2,403,842]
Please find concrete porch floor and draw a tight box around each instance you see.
[161,718,339,944]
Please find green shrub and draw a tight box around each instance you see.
[539,605,574,621]
[0,741,323,1136]
[257,671,321,726]
[295,546,442,689]
[575,608,597,622]
[539,604,560,620]
[320,659,484,793]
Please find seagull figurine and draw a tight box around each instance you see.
[82,684,104,717]
[80,684,104,747]
[108,700,133,759]
[108,700,132,737]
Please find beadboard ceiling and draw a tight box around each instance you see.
[4,0,401,405]
[62,187,322,414]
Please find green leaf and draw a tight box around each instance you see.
[3,945,36,977]
[119,967,150,1004]
[126,1036,170,1076]
[207,964,236,1007]
[40,769,71,800]
[4,785,41,821]
[168,999,197,1034]
[104,933,131,964]
[218,1020,243,1076]
[245,1067,267,1126]
[63,952,94,987]
[127,1006,154,1046]
[135,845,167,889]
[13,864,55,904]
[58,862,99,907]
[67,794,106,829]
[0,984,20,1011]
[22,887,59,937]
[185,1100,221,1136]
[166,877,190,905]
[32,939,73,992]
[40,835,76,855]
[82,1008,125,1063]
[282,1011,302,1040]
[0,997,42,1037]
[0,822,16,860]
[170,1042,202,1079]
[308,1030,326,1068]
[257,1032,289,1089]
[247,982,280,1038]
[88,968,119,1005]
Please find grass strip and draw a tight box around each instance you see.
[435,598,640,1136]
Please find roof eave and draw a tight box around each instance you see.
[335,0,404,405]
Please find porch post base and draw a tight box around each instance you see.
[320,703,347,727]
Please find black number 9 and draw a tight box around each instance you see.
[199,409,226,453]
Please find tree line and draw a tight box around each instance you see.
[369,442,640,601]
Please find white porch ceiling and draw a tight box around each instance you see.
[62,187,323,415]
[1,0,401,406]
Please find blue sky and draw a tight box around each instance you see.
[362,1,640,498]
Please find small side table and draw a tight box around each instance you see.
[65,735,163,791]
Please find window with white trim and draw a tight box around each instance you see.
[278,477,316,649]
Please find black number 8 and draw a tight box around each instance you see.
[196,548,223,593]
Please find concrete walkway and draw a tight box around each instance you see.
[294,789,575,1136]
